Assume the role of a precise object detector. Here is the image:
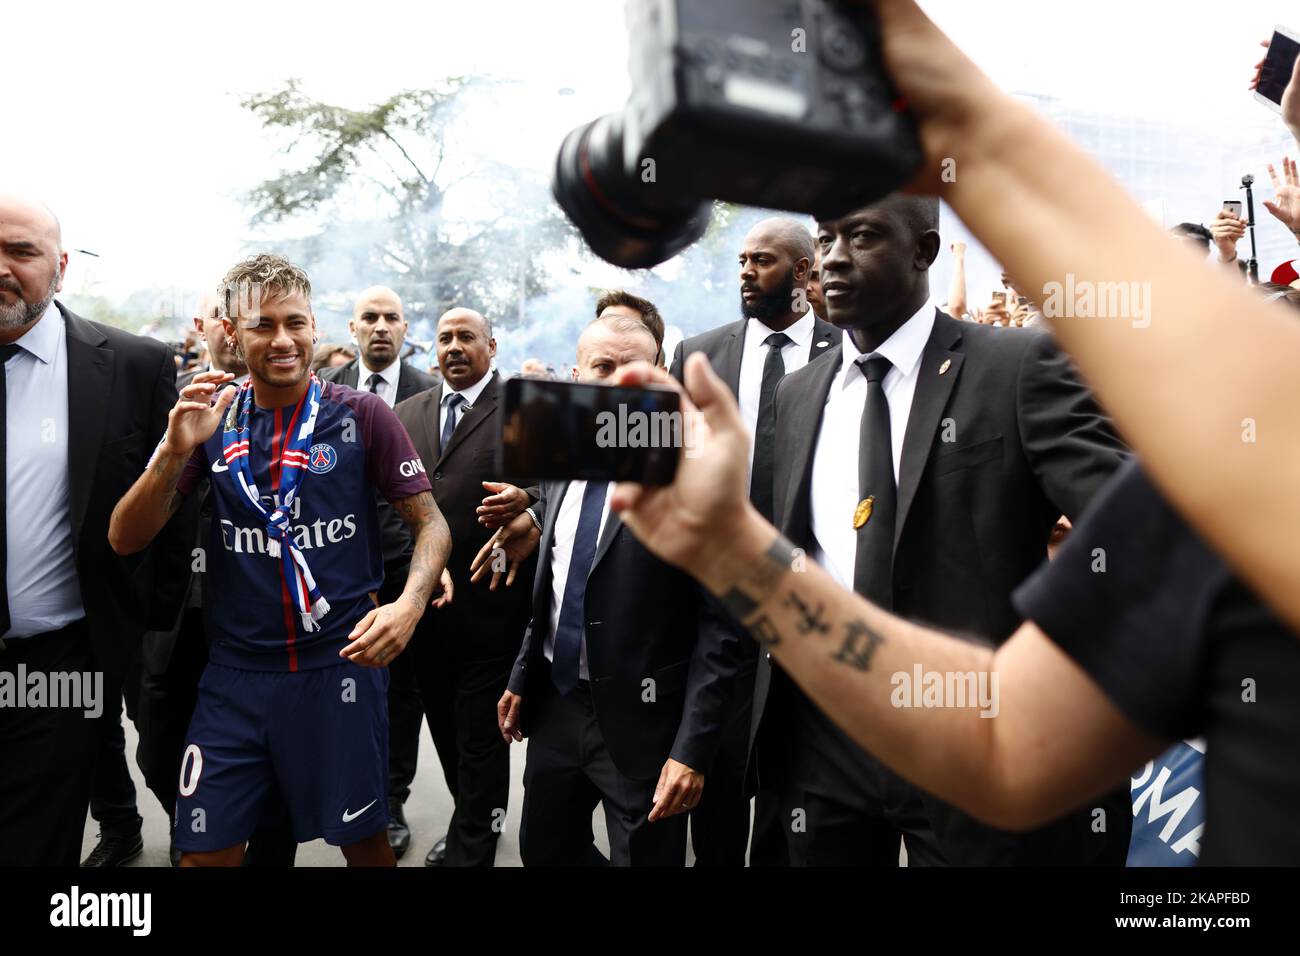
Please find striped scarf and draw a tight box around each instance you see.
[220,374,331,632]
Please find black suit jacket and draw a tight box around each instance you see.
[394,371,536,660]
[319,357,438,572]
[668,315,839,390]
[760,310,1131,863]
[56,304,193,674]
[508,480,741,780]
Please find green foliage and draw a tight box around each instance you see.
[241,78,576,331]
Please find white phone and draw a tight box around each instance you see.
[1223,200,1244,219]
[1254,25,1300,113]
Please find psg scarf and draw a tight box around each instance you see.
[220,374,331,632]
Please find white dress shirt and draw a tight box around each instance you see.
[543,480,613,681]
[438,370,493,440]
[737,310,818,482]
[4,304,85,638]
[359,356,403,408]
[809,302,935,592]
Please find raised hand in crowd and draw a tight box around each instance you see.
[1263,157,1300,240]
[1208,208,1247,265]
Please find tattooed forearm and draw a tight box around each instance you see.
[395,491,452,611]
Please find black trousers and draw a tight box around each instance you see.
[89,646,143,838]
[765,678,947,867]
[688,652,756,866]
[136,608,208,816]
[411,617,514,867]
[519,675,687,867]
[0,621,100,866]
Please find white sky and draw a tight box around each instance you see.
[5,0,1297,302]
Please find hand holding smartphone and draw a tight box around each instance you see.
[1254,26,1300,115]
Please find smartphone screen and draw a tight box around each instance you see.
[501,377,682,485]
[1257,29,1300,108]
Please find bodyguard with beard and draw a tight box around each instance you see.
[0,193,188,865]
[670,217,836,866]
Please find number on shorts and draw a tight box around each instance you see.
[178,744,204,797]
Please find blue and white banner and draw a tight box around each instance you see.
[1126,739,1205,866]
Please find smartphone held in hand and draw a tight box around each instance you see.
[501,378,683,486]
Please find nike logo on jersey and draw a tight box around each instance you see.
[211,458,229,473]
[341,799,377,823]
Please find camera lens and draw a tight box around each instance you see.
[552,112,711,269]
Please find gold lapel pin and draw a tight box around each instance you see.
[853,495,875,529]
[939,359,952,375]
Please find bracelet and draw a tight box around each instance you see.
[525,507,542,532]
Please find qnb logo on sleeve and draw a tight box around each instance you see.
[398,458,426,479]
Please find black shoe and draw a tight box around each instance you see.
[81,830,144,868]
[388,802,411,860]
[424,834,448,867]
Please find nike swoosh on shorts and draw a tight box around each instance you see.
[341,799,377,823]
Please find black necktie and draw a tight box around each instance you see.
[440,393,464,452]
[552,481,608,695]
[854,355,896,608]
[366,373,383,395]
[750,332,791,522]
[1,343,22,637]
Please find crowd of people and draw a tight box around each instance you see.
[2,0,1300,869]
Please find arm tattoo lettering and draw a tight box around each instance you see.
[831,619,885,672]
[784,592,830,637]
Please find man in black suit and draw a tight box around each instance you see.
[318,285,438,859]
[0,193,189,866]
[757,194,1131,866]
[670,218,837,867]
[496,313,741,866]
[394,307,536,865]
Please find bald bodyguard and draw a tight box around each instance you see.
[0,193,190,865]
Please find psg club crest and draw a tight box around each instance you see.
[308,443,337,475]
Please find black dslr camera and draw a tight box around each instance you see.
[553,0,922,269]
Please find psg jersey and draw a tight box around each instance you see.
[179,381,431,671]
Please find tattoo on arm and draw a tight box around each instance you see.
[395,491,450,610]
[151,450,186,517]
[785,593,830,637]
[719,535,800,622]
[832,619,885,672]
